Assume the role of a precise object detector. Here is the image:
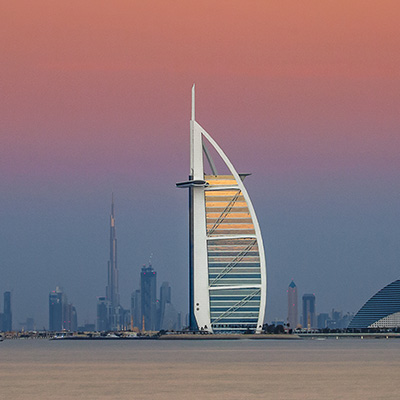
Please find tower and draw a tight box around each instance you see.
[106,195,120,330]
[49,286,64,331]
[140,263,157,331]
[49,286,77,331]
[302,293,316,329]
[159,281,171,329]
[96,296,110,331]
[176,85,267,333]
[131,289,141,329]
[287,281,298,330]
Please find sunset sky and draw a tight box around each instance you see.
[1,1,400,328]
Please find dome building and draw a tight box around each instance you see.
[348,280,400,329]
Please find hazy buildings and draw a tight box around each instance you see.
[49,286,77,331]
[317,313,329,329]
[0,291,12,332]
[130,289,141,329]
[287,281,298,329]
[63,304,78,332]
[141,263,157,331]
[302,293,316,329]
[158,282,179,331]
[159,281,171,328]
[96,296,110,331]
[130,271,181,332]
[176,86,267,333]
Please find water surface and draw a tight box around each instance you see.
[1,339,399,399]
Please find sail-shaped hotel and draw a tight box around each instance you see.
[177,86,267,333]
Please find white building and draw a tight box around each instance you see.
[177,86,267,333]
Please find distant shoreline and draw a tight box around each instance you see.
[2,332,400,341]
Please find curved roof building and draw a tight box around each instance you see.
[348,280,400,329]
[177,86,267,334]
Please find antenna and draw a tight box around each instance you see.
[191,83,195,121]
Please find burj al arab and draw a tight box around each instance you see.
[177,86,267,334]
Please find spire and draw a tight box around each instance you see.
[111,192,115,218]
[191,83,195,121]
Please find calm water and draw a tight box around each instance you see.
[1,338,399,399]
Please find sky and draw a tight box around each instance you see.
[1,0,400,329]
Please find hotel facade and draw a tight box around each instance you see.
[177,86,267,333]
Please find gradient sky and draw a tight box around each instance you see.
[1,1,400,328]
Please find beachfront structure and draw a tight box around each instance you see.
[348,280,400,329]
[177,85,267,333]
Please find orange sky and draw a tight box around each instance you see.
[1,0,399,180]
[1,0,400,326]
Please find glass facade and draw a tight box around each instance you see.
[348,280,400,329]
[205,175,262,333]
[177,86,266,334]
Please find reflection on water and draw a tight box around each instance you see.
[0,339,399,399]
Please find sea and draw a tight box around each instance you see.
[0,338,399,399]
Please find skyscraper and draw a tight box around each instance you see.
[131,289,141,329]
[49,286,77,331]
[176,85,267,333]
[158,282,179,331]
[106,195,119,308]
[49,286,64,331]
[141,263,157,331]
[302,293,316,329]
[2,291,12,332]
[106,196,120,327]
[159,281,171,329]
[287,281,298,330]
[96,296,110,331]
[63,304,78,332]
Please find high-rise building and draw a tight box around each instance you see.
[317,313,329,329]
[131,289,141,329]
[96,296,110,331]
[63,304,78,332]
[106,195,120,330]
[3,291,12,332]
[49,286,77,331]
[302,293,316,329]
[158,282,179,331]
[287,281,298,330]
[159,282,171,328]
[176,86,267,333]
[49,286,64,331]
[141,263,157,331]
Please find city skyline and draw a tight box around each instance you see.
[1,1,400,328]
